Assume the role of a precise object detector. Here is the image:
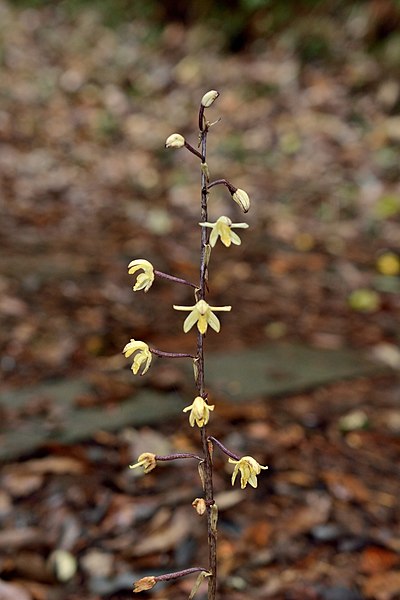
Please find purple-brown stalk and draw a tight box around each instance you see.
[196,119,218,600]
[128,92,256,599]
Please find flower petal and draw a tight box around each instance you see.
[207,310,221,332]
[183,309,199,333]
[209,227,219,248]
[229,231,242,246]
[231,463,239,486]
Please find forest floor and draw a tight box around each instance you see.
[0,1,399,599]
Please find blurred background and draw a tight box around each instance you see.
[0,0,399,599]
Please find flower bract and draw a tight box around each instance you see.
[173,299,231,334]
[123,339,152,375]
[183,396,215,427]
[229,456,268,489]
[129,452,157,473]
[128,259,154,293]
[165,133,185,148]
[200,216,249,247]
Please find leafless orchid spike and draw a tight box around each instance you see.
[123,91,266,600]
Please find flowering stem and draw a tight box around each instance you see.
[208,436,240,461]
[155,567,209,582]
[185,141,204,161]
[207,178,236,194]
[156,452,203,462]
[199,105,205,132]
[149,348,196,360]
[154,270,198,289]
[196,120,217,600]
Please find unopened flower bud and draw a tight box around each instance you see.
[133,576,156,593]
[232,188,250,213]
[201,90,219,108]
[165,133,185,148]
[192,498,207,515]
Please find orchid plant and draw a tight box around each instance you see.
[123,90,267,599]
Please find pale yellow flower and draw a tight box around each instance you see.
[173,299,231,334]
[128,259,154,293]
[129,452,157,473]
[229,456,268,489]
[201,90,219,108]
[122,339,152,375]
[183,396,215,427]
[200,216,249,247]
[232,188,250,213]
[133,576,156,593]
[165,133,185,148]
[192,497,207,515]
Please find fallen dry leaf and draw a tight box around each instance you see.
[363,570,400,600]
[2,472,44,498]
[128,507,193,556]
[0,580,31,600]
[360,546,400,575]
[322,471,371,503]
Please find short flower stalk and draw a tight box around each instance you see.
[123,92,267,599]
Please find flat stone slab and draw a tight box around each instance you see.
[0,381,183,462]
[0,343,389,461]
[203,343,388,402]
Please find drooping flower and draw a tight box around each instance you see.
[165,133,185,148]
[173,299,231,334]
[201,90,219,108]
[133,576,156,593]
[192,497,207,515]
[128,259,154,293]
[129,452,157,473]
[200,216,249,247]
[123,339,152,375]
[231,188,250,213]
[183,396,215,427]
[229,456,268,489]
